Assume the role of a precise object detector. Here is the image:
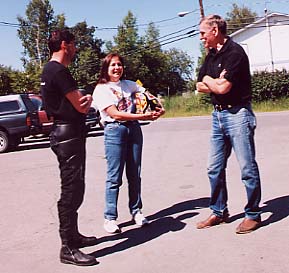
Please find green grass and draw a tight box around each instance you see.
[162,94,289,118]
[252,97,289,113]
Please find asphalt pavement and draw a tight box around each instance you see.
[0,111,289,273]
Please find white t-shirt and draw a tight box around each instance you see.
[92,80,146,123]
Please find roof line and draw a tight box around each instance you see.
[230,12,289,37]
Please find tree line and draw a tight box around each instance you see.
[2,0,284,102]
[0,0,194,97]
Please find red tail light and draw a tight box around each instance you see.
[26,116,32,126]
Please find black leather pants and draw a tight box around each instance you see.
[50,122,86,247]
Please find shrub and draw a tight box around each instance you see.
[252,69,289,102]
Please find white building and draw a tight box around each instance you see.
[230,12,289,72]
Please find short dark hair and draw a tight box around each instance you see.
[97,53,124,84]
[48,29,75,54]
[200,14,227,35]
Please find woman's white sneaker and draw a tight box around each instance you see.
[103,219,120,233]
[133,211,149,227]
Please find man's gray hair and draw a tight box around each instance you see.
[200,14,227,35]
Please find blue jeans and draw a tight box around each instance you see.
[207,105,261,219]
[104,121,143,220]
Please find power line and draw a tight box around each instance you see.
[1,12,289,60]
[2,13,289,30]
[203,0,289,12]
[227,17,289,29]
[0,21,20,27]
[123,31,199,57]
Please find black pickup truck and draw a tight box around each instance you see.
[0,94,40,153]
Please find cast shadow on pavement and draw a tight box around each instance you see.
[89,197,210,258]
[225,195,289,228]
[12,137,50,153]
[10,128,103,153]
[260,195,289,227]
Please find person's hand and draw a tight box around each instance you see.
[151,110,162,120]
[219,69,227,79]
[139,112,155,121]
[79,94,92,113]
[141,110,161,121]
[154,106,165,117]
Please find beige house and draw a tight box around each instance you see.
[230,12,289,72]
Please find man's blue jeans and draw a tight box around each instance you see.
[104,121,143,220]
[207,105,261,219]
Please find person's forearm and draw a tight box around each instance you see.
[105,105,160,121]
[196,82,211,93]
[66,90,91,113]
[202,75,231,95]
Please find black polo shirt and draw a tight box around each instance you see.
[40,61,85,123]
[198,36,252,106]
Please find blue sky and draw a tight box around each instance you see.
[1,0,289,70]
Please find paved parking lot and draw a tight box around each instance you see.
[1,112,289,273]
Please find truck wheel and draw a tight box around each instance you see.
[0,131,9,153]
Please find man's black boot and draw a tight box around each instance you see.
[71,216,98,248]
[60,245,98,266]
[73,233,98,248]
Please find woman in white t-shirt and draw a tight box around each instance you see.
[92,53,165,233]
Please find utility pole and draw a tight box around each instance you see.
[198,0,205,18]
[198,0,208,55]
[265,7,274,71]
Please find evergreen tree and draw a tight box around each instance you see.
[137,22,166,93]
[112,11,142,81]
[113,10,139,55]
[69,22,104,90]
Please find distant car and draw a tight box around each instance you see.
[85,106,101,130]
[0,94,40,152]
[29,92,101,135]
[79,89,102,130]
[28,94,53,136]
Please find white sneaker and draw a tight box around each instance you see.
[133,211,149,227]
[103,219,120,234]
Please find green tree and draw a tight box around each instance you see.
[166,48,194,81]
[69,22,104,90]
[10,71,37,93]
[17,0,65,91]
[135,23,193,96]
[195,44,206,77]
[0,66,13,95]
[113,10,139,55]
[111,12,194,96]
[136,22,167,93]
[111,11,143,81]
[164,48,194,95]
[226,3,257,34]
[16,0,104,92]
[17,0,64,70]
[0,66,36,95]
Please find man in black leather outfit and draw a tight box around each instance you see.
[40,29,97,266]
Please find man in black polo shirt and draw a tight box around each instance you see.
[196,15,262,234]
[41,29,97,266]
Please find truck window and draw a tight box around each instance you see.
[0,101,20,113]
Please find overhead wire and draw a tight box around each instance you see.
[1,10,289,59]
[123,30,199,57]
[0,21,20,27]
